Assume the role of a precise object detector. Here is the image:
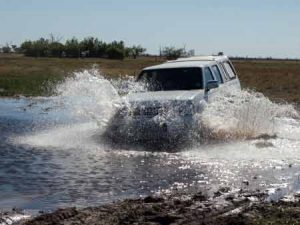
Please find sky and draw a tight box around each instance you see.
[0,0,300,58]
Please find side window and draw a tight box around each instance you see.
[217,62,230,81]
[204,67,214,83]
[211,65,223,84]
[222,61,236,79]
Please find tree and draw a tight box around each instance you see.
[161,46,185,60]
[64,37,80,58]
[32,38,49,57]
[127,45,146,59]
[96,41,107,57]
[48,33,63,43]
[21,38,50,57]
[46,34,64,57]
[2,44,11,53]
[106,41,125,59]
[106,47,125,59]
[48,42,64,57]
[80,37,98,57]
[20,41,34,56]
[11,45,19,53]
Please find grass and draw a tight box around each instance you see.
[0,54,164,96]
[0,53,300,105]
[234,60,300,103]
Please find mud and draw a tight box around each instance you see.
[0,208,31,225]
[8,189,300,225]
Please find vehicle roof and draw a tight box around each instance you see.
[143,55,228,70]
[170,55,228,62]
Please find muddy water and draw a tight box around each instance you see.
[1,70,300,211]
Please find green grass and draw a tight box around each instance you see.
[0,54,164,96]
[1,54,300,105]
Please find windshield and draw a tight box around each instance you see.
[138,67,203,91]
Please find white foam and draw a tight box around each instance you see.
[200,89,299,139]
[12,68,300,153]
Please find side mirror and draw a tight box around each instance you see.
[205,80,219,92]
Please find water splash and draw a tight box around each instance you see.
[54,69,121,127]
[13,69,146,149]
[13,68,300,149]
[199,88,299,140]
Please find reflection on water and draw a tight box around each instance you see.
[1,70,300,211]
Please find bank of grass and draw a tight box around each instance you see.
[0,54,164,96]
[1,54,300,104]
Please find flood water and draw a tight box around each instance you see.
[1,69,300,211]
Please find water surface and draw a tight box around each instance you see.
[1,71,300,211]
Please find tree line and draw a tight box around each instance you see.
[2,36,146,60]
[1,36,199,60]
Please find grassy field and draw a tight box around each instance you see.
[234,60,300,103]
[0,54,164,96]
[0,54,300,104]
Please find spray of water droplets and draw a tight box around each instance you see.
[199,88,299,140]
[13,68,300,149]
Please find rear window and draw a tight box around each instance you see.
[138,67,203,91]
[222,61,236,79]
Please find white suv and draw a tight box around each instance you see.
[106,55,241,142]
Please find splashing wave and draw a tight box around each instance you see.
[199,89,298,140]
[13,68,300,149]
